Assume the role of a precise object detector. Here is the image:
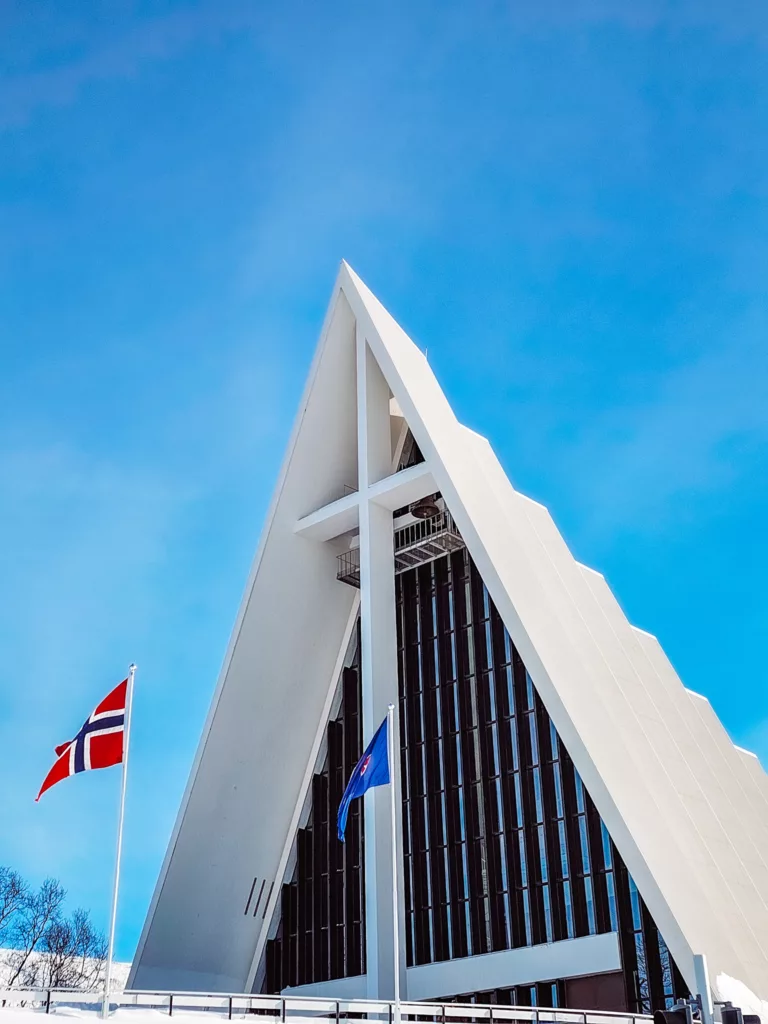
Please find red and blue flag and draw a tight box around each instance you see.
[36,679,128,801]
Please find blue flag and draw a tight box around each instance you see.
[337,715,390,842]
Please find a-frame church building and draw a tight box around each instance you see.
[129,263,768,1014]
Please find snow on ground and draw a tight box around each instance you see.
[0,953,130,994]
[0,1011,254,1024]
[0,1013,304,1024]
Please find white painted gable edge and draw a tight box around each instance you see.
[130,262,768,1002]
[335,267,705,986]
[337,263,768,999]
[129,278,362,992]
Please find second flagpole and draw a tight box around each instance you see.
[102,663,136,1020]
[387,702,401,1024]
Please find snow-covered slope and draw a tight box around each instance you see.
[0,952,130,994]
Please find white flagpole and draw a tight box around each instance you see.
[387,703,402,1024]
[102,664,136,1020]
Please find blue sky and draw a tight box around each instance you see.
[1,0,766,963]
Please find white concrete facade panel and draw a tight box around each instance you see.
[130,263,768,1007]
[130,292,361,991]
[406,934,621,1002]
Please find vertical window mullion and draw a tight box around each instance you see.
[469,566,508,953]
[419,561,450,962]
[534,693,567,942]
[453,550,488,956]
[513,656,547,945]
[436,554,468,959]
[559,748,589,937]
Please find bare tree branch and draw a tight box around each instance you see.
[0,869,107,992]
[34,907,108,990]
[4,878,66,988]
[0,867,29,944]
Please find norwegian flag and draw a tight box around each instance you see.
[36,679,128,801]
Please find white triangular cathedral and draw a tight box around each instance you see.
[130,263,768,1012]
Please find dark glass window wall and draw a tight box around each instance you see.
[265,660,365,992]
[264,549,686,1012]
[396,548,686,1011]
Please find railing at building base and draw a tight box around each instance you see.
[0,986,654,1024]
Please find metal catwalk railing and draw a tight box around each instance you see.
[337,509,465,588]
[393,509,464,572]
[0,986,654,1024]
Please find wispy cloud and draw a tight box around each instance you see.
[0,3,269,130]
[0,439,181,875]
[1,0,765,959]
[2,0,764,139]
[0,440,192,790]
[0,324,288,941]
[504,0,768,43]
[552,310,768,541]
